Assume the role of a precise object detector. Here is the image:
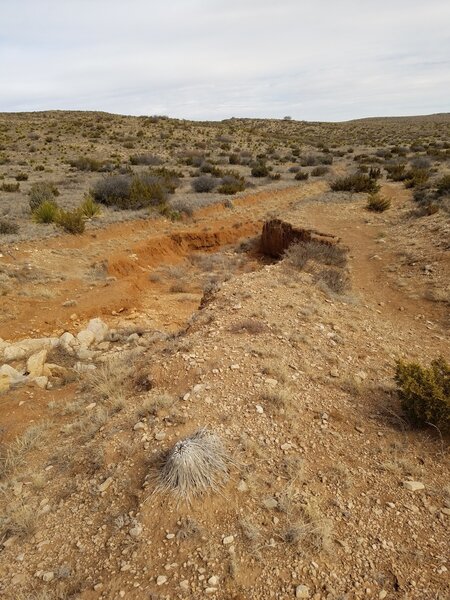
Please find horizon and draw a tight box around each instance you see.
[1,1,450,120]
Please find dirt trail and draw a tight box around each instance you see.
[0,180,447,342]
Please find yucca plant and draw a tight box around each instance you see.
[32,200,59,223]
[366,193,391,212]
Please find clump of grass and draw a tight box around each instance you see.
[32,200,59,223]
[230,319,267,334]
[15,172,28,181]
[154,429,230,502]
[0,424,46,479]
[395,357,449,432]
[260,387,290,410]
[217,171,246,195]
[79,194,101,218]
[56,209,85,234]
[330,173,379,193]
[69,156,104,171]
[366,193,391,212]
[29,181,59,211]
[85,355,133,405]
[91,173,175,209]
[0,219,19,234]
[129,153,163,166]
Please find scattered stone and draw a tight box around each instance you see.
[76,329,95,347]
[256,404,264,414]
[330,368,339,378]
[379,591,387,599]
[208,576,219,586]
[93,583,103,591]
[296,584,310,598]
[27,349,47,377]
[265,378,278,386]
[180,580,189,590]
[11,573,27,586]
[223,535,234,545]
[42,571,54,582]
[129,524,143,538]
[98,477,113,492]
[33,376,48,389]
[86,318,109,342]
[62,299,77,307]
[237,480,248,493]
[263,497,278,510]
[156,575,167,585]
[133,422,146,431]
[403,481,425,492]
[154,431,166,441]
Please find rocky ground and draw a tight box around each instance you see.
[0,175,449,599]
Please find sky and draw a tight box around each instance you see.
[1,0,449,121]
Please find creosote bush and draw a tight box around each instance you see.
[155,429,230,503]
[251,163,270,177]
[330,173,379,193]
[1,182,20,192]
[294,170,309,181]
[395,357,449,432]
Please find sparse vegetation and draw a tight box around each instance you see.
[330,173,379,193]
[395,357,449,432]
[366,192,391,212]
[29,181,60,211]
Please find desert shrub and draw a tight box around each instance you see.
[129,154,163,166]
[286,240,347,269]
[228,153,240,165]
[366,193,391,212]
[79,194,101,218]
[32,200,59,223]
[330,174,379,193]
[270,173,281,180]
[251,163,269,177]
[56,209,85,234]
[191,176,217,193]
[29,181,59,211]
[1,182,20,192]
[436,174,450,196]
[311,166,329,177]
[199,162,222,176]
[0,220,19,235]
[368,167,382,180]
[314,268,349,294]
[410,156,431,169]
[218,171,246,195]
[295,170,309,181]
[404,168,430,189]
[385,163,407,181]
[69,156,103,171]
[91,173,169,209]
[15,172,28,181]
[395,357,449,432]
[155,429,229,502]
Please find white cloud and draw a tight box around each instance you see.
[1,0,449,119]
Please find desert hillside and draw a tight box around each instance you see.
[0,112,449,600]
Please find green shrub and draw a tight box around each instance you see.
[366,193,391,212]
[330,174,379,193]
[217,171,246,195]
[79,194,101,218]
[294,170,309,181]
[32,200,59,223]
[251,163,269,177]
[90,174,170,209]
[395,357,449,432]
[56,209,85,234]
[0,219,19,234]
[29,181,59,211]
[1,182,20,192]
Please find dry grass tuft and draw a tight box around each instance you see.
[85,354,133,405]
[0,424,47,480]
[154,428,230,502]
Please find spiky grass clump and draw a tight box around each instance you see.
[156,429,229,502]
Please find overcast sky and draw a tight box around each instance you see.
[1,0,449,121]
